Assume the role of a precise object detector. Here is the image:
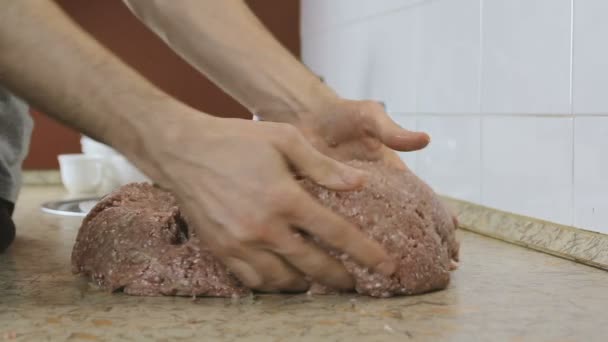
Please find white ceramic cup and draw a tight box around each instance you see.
[80,135,150,191]
[80,136,118,157]
[58,154,104,195]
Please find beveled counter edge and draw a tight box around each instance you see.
[23,170,61,186]
[442,196,608,271]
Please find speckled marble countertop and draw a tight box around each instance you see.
[1,186,608,341]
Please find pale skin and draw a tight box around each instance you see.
[0,0,429,292]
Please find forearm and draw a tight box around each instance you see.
[0,0,186,163]
[124,0,338,122]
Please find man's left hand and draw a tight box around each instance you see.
[288,99,430,169]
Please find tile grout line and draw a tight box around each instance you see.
[478,0,485,204]
[569,0,575,112]
[478,0,484,115]
[413,1,421,176]
[572,118,576,227]
[570,0,576,227]
[413,117,419,173]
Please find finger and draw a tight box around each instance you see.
[267,227,354,291]
[222,248,309,293]
[287,189,396,276]
[274,125,368,191]
[374,112,430,152]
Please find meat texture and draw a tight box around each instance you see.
[71,184,248,297]
[72,160,459,298]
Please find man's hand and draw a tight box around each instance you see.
[267,99,430,168]
[138,111,396,292]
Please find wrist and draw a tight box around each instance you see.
[253,76,340,124]
[110,98,208,181]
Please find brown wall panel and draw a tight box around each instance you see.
[24,0,300,169]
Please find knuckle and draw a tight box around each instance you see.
[234,221,274,244]
[360,100,384,114]
[228,211,278,245]
[271,234,305,257]
[266,183,300,211]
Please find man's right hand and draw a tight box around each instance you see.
[135,111,396,292]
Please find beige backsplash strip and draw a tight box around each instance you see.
[443,196,608,271]
[23,170,61,186]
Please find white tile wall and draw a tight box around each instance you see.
[574,117,608,233]
[301,24,372,100]
[416,0,481,113]
[481,0,572,114]
[301,0,423,37]
[366,10,418,113]
[301,0,608,234]
[572,0,608,114]
[481,117,573,226]
[417,116,482,203]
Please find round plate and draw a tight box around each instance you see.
[41,197,100,217]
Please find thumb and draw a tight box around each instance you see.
[375,113,430,152]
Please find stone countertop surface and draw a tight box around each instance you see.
[1,186,608,342]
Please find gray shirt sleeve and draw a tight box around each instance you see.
[0,85,33,203]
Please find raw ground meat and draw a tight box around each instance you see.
[70,185,248,297]
[72,160,459,298]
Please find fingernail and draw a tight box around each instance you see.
[423,133,432,143]
[375,260,397,277]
